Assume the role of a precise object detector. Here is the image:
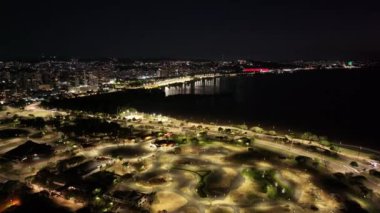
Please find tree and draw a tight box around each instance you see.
[250,126,264,134]
[369,169,380,178]
[197,131,207,138]
[224,128,232,134]
[350,161,359,167]
[319,139,330,147]
[237,124,248,130]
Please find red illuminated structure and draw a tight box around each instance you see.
[243,68,270,73]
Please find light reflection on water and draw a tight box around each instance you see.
[164,77,221,96]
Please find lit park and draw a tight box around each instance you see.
[1,0,380,212]
[1,100,380,212]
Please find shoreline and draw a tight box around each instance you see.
[21,101,379,157]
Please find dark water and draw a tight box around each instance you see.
[48,68,380,149]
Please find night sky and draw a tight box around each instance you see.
[0,0,379,61]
